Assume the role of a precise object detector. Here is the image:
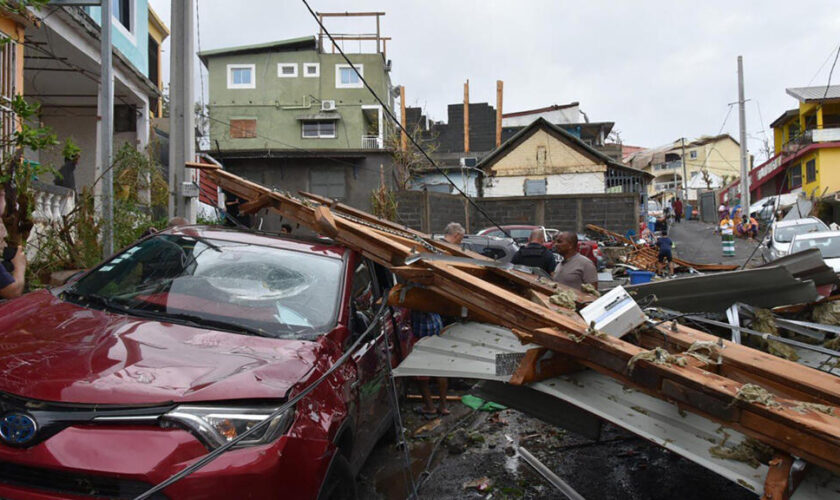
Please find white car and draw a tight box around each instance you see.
[763,217,830,262]
[789,231,840,272]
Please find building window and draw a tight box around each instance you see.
[788,122,800,143]
[277,63,297,78]
[689,150,698,159]
[302,120,336,139]
[536,146,547,165]
[113,0,132,32]
[227,64,255,89]
[230,119,257,139]
[310,167,346,199]
[806,159,816,184]
[336,64,363,88]
[0,33,15,161]
[790,163,802,189]
[303,63,320,77]
[524,179,547,196]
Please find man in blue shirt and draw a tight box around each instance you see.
[655,231,675,277]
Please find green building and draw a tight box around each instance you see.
[199,36,398,219]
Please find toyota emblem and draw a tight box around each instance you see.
[0,413,38,446]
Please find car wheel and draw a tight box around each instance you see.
[318,454,356,500]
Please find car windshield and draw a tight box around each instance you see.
[775,222,828,243]
[791,236,840,259]
[64,234,343,339]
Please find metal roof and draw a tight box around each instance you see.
[393,322,840,497]
[786,85,840,102]
[198,36,317,65]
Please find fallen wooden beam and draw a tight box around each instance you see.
[193,162,840,475]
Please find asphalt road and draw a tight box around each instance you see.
[668,218,765,268]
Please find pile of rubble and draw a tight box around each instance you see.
[194,162,840,499]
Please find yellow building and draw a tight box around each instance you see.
[626,134,742,201]
[0,4,37,148]
[147,5,169,118]
[750,86,840,203]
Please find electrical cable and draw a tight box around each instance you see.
[300,0,512,239]
[134,294,392,499]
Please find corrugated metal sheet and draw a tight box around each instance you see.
[394,322,840,498]
[786,85,840,102]
[625,266,818,313]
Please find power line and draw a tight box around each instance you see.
[823,44,840,99]
[807,44,840,87]
[300,0,510,237]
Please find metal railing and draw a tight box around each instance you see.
[361,135,382,149]
[652,159,682,171]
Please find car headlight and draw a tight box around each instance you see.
[162,404,295,449]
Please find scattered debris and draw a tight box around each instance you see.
[764,339,800,361]
[626,347,687,374]
[709,432,774,469]
[813,301,840,326]
[462,476,493,492]
[683,340,723,366]
[791,402,836,416]
[413,418,443,437]
[549,289,578,309]
[446,428,470,455]
[569,323,608,343]
[752,309,778,335]
[581,283,600,297]
[733,384,781,409]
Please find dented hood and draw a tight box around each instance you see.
[0,291,321,405]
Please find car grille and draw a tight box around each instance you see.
[0,460,167,499]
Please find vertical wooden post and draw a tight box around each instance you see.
[376,14,381,54]
[464,79,470,153]
[496,80,504,148]
[400,86,407,151]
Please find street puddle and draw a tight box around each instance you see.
[373,440,435,500]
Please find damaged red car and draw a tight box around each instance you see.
[0,227,412,499]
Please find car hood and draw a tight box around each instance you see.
[0,291,323,405]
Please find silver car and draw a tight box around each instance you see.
[762,217,829,262]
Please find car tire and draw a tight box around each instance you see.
[318,454,356,500]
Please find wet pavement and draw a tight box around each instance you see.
[668,219,764,268]
[358,386,756,499]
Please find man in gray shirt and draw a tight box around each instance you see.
[552,232,597,291]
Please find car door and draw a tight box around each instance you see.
[346,257,392,462]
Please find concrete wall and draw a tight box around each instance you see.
[87,0,150,76]
[207,50,392,152]
[484,173,604,197]
[395,191,638,234]
[222,151,396,232]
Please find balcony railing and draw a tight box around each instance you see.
[654,182,678,191]
[361,135,383,149]
[26,181,75,259]
[652,159,682,171]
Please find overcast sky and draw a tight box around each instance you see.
[150,0,840,162]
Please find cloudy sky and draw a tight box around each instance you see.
[150,0,840,162]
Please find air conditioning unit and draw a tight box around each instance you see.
[460,157,478,168]
[321,100,336,111]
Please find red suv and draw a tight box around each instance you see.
[0,227,411,499]
[476,225,605,270]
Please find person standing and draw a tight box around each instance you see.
[655,230,675,276]
[443,222,465,246]
[410,311,450,416]
[720,212,735,257]
[552,232,597,291]
[511,228,557,274]
[673,198,683,224]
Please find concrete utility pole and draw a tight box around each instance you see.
[737,56,750,212]
[169,0,197,222]
[99,0,114,257]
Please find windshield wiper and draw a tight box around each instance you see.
[120,307,272,338]
[62,290,131,313]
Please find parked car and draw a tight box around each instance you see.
[476,225,605,270]
[0,227,412,499]
[762,217,830,262]
[460,234,520,264]
[789,231,840,273]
